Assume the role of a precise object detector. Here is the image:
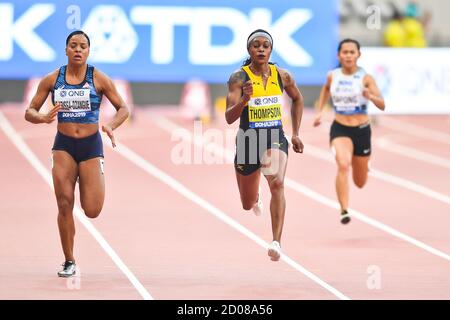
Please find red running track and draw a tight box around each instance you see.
[0,104,449,300]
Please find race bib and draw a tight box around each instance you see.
[55,88,91,113]
[248,95,282,129]
[332,81,363,114]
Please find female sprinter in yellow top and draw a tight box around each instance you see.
[225,29,304,261]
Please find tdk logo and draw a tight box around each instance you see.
[0,3,313,66]
[83,6,138,63]
[0,3,56,61]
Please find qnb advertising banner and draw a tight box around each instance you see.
[360,48,450,115]
[0,0,338,84]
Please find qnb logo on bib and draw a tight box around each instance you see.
[55,88,91,112]
[248,95,282,129]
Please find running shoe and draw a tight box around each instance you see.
[341,210,351,224]
[268,241,281,261]
[58,260,76,277]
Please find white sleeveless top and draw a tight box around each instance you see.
[330,67,368,115]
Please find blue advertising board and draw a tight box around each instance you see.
[0,0,338,84]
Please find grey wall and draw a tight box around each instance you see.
[0,80,26,104]
[0,80,321,108]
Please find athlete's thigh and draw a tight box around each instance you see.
[52,151,78,203]
[331,137,353,166]
[261,148,288,182]
[78,157,105,210]
[236,168,261,205]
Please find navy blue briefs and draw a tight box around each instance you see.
[52,131,104,163]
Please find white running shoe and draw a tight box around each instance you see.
[268,241,282,261]
[57,260,76,277]
[252,186,263,216]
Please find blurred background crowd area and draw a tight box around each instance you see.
[340,0,448,47]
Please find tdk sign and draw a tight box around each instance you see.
[0,1,338,84]
[128,6,313,66]
[0,3,56,61]
[1,4,311,65]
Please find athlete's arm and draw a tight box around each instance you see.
[363,74,385,111]
[313,71,332,127]
[279,68,304,153]
[24,71,60,124]
[94,69,130,147]
[225,69,251,125]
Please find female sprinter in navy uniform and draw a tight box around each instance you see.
[313,39,385,224]
[226,29,304,261]
[25,31,129,277]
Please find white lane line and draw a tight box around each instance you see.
[284,179,450,262]
[376,136,450,170]
[0,111,153,300]
[379,117,450,146]
[106,141,350,300]
[305,144,450,206]
[152,115,450,262]
[316,120,450,205]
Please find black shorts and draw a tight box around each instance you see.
[330,120,371,156]
[234,128,289,176]
[52,131,104,163]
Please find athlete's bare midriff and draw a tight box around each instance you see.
[57,122,99,138]
[335,113,369,127]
